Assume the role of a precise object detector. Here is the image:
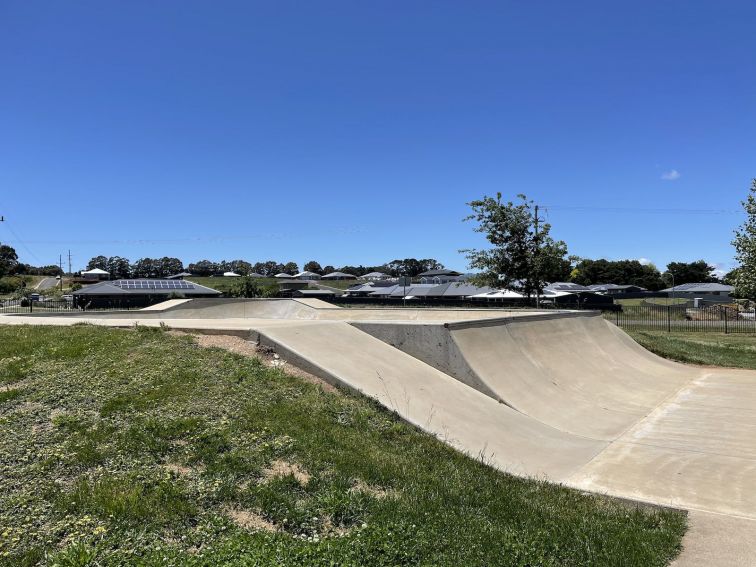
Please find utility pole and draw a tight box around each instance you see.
[534,204,541,309]
[59,254,64,291]
[68,250,72,276]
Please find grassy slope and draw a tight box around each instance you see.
[628,330,756,369]
[0,326,684,566]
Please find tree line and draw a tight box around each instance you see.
[78,256,447,279]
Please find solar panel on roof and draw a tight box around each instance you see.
[112,280,195,290]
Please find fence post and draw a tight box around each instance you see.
[667,305,671,333]
[724,307,728,334]
[29,299,33,314]
[616,309,619,327]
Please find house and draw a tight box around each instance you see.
[166,272,193,280]
[80,268,109,281]
[545,282,593,292]
[274,273,293,279]
[223,271,241,277]
[322,271,357,280]
[661,282,734,303]
[72,279,220,309]
[293,271,322,281]
[588,284,647,295]
[418,269,463,284]
[358,272,392,281]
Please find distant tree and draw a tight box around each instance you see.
[732,179,756,298]
[571,259,664,290]
[303,261,323,274]
[387,258,444,278]
[131,258,160,278]
[322,265,335,275]
[282,261,299,274]
[723,268,741,287]
[227,260,252,276]
[663,260,718,287]
[157,257,184,277]
[188,260,218,277]
[0,243,19,278]
[462,194,569,298]
[228,277,279,298]
[106,256,131,279]
[253,261,283,276]
[86,255,108,272]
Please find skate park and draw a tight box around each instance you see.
[3,297,756,539]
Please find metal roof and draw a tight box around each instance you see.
[73,279,221,296]
[322,271,357,279]
[661,282,734,293]
[546,282,592,291]
[81,268,109,275]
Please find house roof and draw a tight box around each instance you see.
[223,271,241,277]
[471,289,525,299]
[294,271,321,278]
[661,282,734,293]
[358,272,390,278]
[81,268,109,275]
[274,273,292,278]
[166,272,192,279]
[73,279,221,296]
[546,282,592,292]
[322,271,357,279]
[418,269,462,277]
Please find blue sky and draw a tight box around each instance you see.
[1,1,754,275]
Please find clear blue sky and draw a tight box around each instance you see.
[1,1,754,275]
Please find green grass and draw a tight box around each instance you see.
[615,297,688,306]
[628,330,756,369]
[0,326,686,566]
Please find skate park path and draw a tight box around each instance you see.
[3,297,756,564]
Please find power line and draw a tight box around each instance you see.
[543,205,740,215]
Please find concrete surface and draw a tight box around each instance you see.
[2,297,756,564]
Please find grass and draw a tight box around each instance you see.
[628,330,756,369]
[0,325,686,566]
[615,297,688,306]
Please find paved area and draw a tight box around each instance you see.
[2,297,756,563]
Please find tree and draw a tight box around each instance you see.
[732,179,756,298]
[132,258,159,279]
[461,193,569,298]
[157,257,184,277]
[303,261,323,274]
[253,261,283,276]
[282,261,299,274]
[387,258,444,277]
[0,243,19,278]
[226,260,252,276]
[188,260,218,277]
[228,277,279,298]
[86,255,108,271]
[664,260,718,287]
[322,265,335,275]
[106,256,131,279]
[571,258,664,290]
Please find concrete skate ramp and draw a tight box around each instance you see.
[252,320,606,480]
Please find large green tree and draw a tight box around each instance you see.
[663,260,718,287]
[0,243,19,278]
[732,179,756,298]
[571,259,664,290]
[462,194,569,298]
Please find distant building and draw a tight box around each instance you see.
[293,271,322,281]
[358,272,392,281]
[223,271,241,277]
[274,273,293,279]
[80,268,109,281]
[166,272,193,280]
[418,269,463,284]
[72,279,220,309]
[588,284,647,295]
[322,271,357,280]
[661,282,734,303]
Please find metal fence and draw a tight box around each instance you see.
[603,304,756,334]
[0,299,140,314]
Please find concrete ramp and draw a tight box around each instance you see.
[252,320,606,480]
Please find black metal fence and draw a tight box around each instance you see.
[0,298,141,314]
[603,304,756,334]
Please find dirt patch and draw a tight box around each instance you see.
[175,332,338,393]
[163,462,193,476]
[263,459,311,486]
[224,506,277,532]
[350,479,393,499]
